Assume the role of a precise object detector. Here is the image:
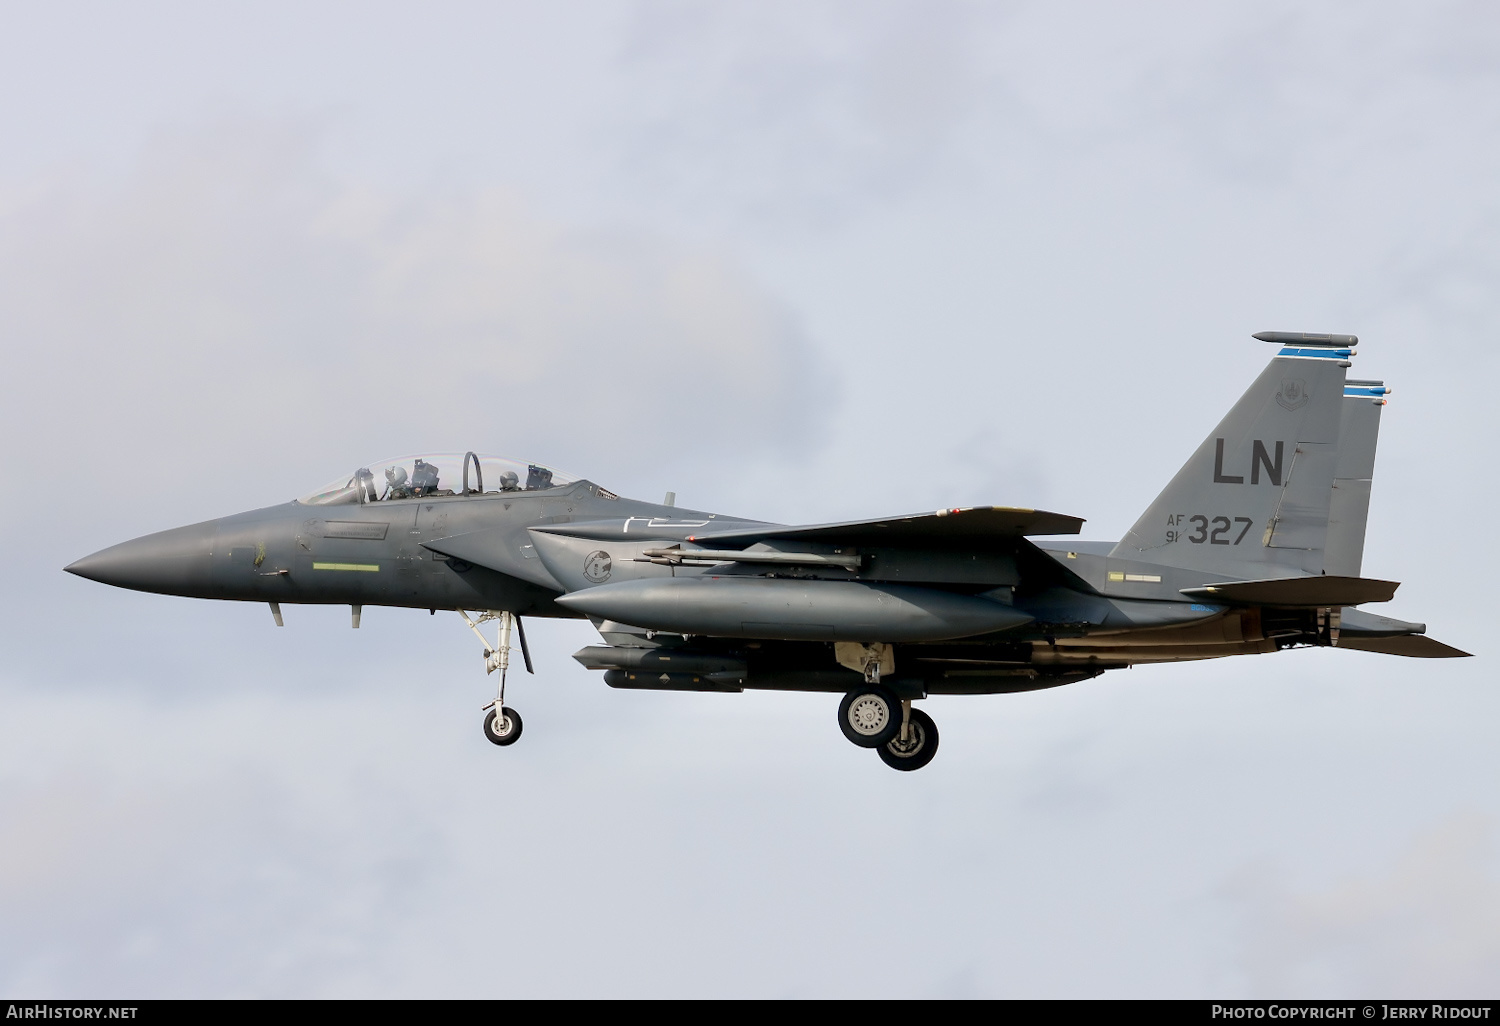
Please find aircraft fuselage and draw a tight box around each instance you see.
[64,334,1471,770]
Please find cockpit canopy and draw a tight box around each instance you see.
[300,453,579,506]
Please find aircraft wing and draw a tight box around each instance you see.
[687,506,1084,548]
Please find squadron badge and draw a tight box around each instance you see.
[1275,377,1310,411]
[583,550,613,583]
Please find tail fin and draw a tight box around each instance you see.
[1112,332,1358,578]
[1324,380,1388,576]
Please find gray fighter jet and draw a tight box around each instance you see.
[66,332,1469,770]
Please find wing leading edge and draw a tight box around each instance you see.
[685,506,1084,548]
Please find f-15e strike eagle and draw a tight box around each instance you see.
[67,332,1469,770]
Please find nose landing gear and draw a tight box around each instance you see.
[460,609,532,748]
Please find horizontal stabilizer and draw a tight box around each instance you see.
[689,506,1084,548]
[1180,575,1398,607]
[1337,635,1472,658]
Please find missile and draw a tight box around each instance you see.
[554,576,1033,642]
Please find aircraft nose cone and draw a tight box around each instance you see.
[65,520,217,597]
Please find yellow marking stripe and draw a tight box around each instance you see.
[312,562,380,572]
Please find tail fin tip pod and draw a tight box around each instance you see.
[1113,331,1362,577]
[1252,330,1358,347]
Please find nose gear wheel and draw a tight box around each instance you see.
[484,706,524,746]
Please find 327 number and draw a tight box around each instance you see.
[1166,515,1253,545]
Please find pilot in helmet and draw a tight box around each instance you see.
[499,471,521,492]
[385,464,413,500]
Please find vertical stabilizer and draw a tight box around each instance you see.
[1324,381,1388,577]
[1112,333,1356,578]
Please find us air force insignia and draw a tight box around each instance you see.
[583,550,613,583]
[1276,377,1310,411]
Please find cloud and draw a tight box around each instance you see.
[607,0,998,227]
[0,119,828,526]
[1225,814,1500,995]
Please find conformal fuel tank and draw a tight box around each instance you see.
[554,576,1033,642]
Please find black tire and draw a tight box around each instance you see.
[877,707,938,771]
[838,687,901,748]
[484,706,523,746]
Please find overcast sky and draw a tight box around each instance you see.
[1,1,1496,997]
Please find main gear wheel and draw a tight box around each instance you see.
[837,687,901,748]
[877,707,938,771]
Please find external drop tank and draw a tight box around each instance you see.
[554,575,1034,642]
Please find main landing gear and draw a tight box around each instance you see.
[836,645,940,771]
[876,707,938,771]
[460,610,531,748]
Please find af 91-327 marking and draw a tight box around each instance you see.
[1165,513,1254,545]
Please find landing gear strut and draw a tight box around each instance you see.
[460,609,530,747]
[834,641,938,767]
[835,644,902,748]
